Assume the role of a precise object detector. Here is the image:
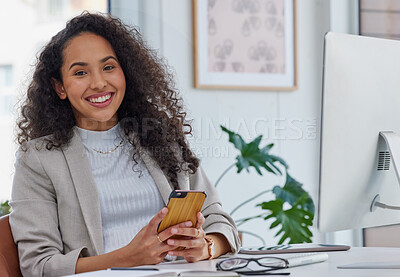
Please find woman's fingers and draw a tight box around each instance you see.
[159,243,180,253]
[166,235,205,249]
[195,212,205,229]
[157,221,193,241]
[160,212,205,240]
[162,226,204,241]
[167,238,208,262]
[148,207,168,230]
[160,212,209,262]
[128,211,210,264]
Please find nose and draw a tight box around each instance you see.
[90,72,107,90]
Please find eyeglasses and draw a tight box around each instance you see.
[216,257,290,276]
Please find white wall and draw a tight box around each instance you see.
[0,1,66,202]
[0,0,108,202]
[110,0,337,246]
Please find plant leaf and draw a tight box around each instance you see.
[261,143,274,152]
[236,156,250,173]
[0,200,11,216]
[272,173,315,214]
[221,126,283,176]
[258,198,314,244]
[268,155,288,169]
[221,126,246,151]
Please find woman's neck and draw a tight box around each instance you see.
[75,117,119,131]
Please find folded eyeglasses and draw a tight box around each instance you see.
[216,257,290,276]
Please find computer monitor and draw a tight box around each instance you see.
[318,32,400,233]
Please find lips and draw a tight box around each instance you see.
[86,92,114,107]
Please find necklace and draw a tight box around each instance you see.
[92,138,124,154]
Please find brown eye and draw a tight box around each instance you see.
[74,70,87,76]
[104,65,114,71]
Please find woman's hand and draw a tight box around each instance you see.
[121,207,194,266]
[165,212,210,263]
[77,209,232,273]
[76,207,196,273]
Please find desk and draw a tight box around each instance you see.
[66,247,400,277]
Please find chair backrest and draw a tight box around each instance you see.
[0,215,22,277]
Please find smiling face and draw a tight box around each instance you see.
[53,32,126,131]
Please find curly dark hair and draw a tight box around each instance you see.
[17,12,199,189]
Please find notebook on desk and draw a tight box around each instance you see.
[239,243,350,255]
[281,252,328,267]
[146,271,240,277]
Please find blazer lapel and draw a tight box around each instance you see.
[140,149,192,204]
[62,129,104,255]
[140,150,173,204]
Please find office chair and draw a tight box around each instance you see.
[0,215,22,277]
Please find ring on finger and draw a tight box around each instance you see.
[157,235,163,243]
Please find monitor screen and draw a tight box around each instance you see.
[318,32,400,232]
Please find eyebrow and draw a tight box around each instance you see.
[68,56,119,71]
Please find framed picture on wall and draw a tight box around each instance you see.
[359,0,400,40]
[192,0,297,91]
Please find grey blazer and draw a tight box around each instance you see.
[10,129,240,277]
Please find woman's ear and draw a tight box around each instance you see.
[51,78,67,100]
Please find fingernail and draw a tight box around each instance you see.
[171,228,178,234]
[168,239,175,245]
[185,221,192,227]
[168,251,175,256]
[161,207,168,214]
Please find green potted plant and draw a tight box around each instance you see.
[216,126,315,244]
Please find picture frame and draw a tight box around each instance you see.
[192,0,297,91]
[359,0,400,40]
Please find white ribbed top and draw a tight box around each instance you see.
[76,124,165,254]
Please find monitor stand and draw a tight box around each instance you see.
[343,131,400,270]
[370,131,400,212]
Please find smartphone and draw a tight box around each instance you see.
[157,190,207,233]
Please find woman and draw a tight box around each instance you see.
[10,12,240,276]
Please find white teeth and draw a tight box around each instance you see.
[89,94,111,103]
